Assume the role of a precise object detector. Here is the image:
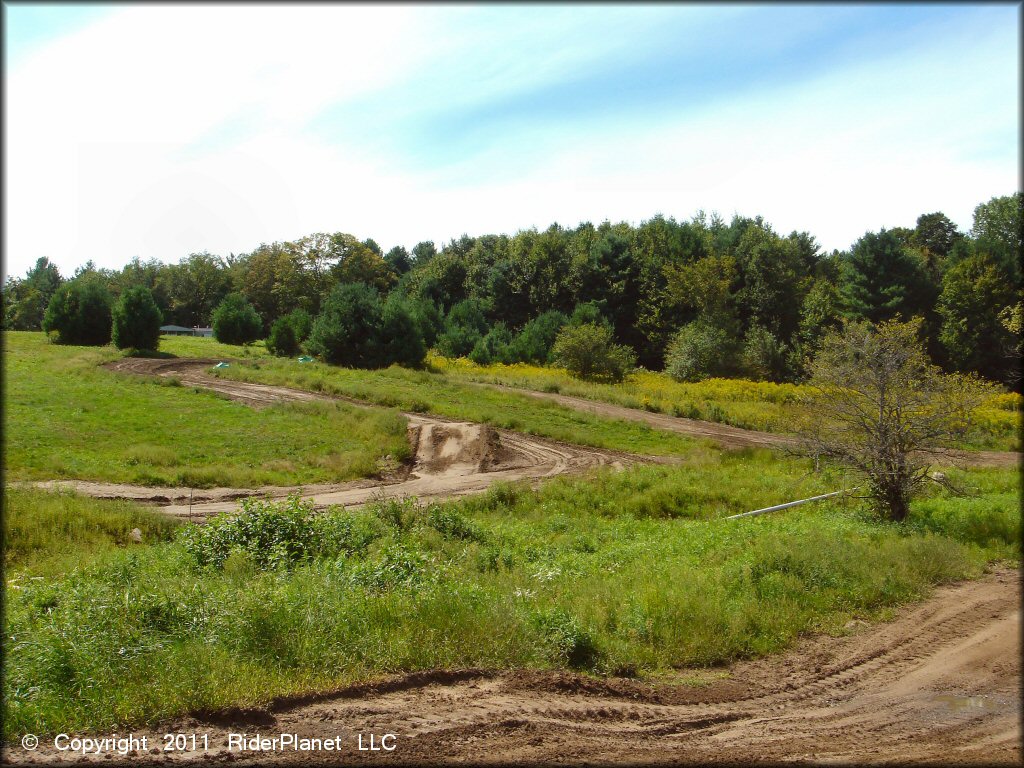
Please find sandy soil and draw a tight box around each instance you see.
[8,567,1018,765]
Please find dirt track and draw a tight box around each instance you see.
[47,358,639,520]
[9,567,1018,765]
[482,382,1021,468]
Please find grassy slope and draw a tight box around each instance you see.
[3,459,1017,737]
[429,355,1022,452]
[2,332,409,487]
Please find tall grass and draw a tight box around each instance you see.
[3,332,409,487]
[430,355,1022,451]
[4,459,1017,738]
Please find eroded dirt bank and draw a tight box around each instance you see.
[8,567,1018,765]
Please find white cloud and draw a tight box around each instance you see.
[3,5,1018,279]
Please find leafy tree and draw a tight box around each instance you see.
[42,279,112,345]
[664,321,738,382]
[970,192,1021,279]
[552,322,636,383]
[937,253,1016,382]
[800,318,995,522]
[111,286,163,350]
[408,298,444,349]
[212,293,263,345]
[332,235,398,293]
[384,246,412,275]
[163,252,231,327]
[411,241,437,265]
[2,257,64,330]
[381,294,427,368]
[839,230,935,323]
[913,212,962,261]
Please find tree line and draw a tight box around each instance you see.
[3,193,1019,387]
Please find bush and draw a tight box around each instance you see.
[111,286,163,351]
[266,316,299,357]
[506,310,567,364]
[381,295,427,368]
[287,308,313,343]
[741,325,791,382]
[437,299,489,357]
[552,322,636,383]
[306,283,426,368]
[664,321,737,382]
[212,293,263,345]
[469,322,513,365]
[409,298,444,349]
[42,279,113,346]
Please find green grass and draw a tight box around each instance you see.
[430,355,1022,452]
[214,358,707,458]
[2,332,409,487]
[4,456,1017,738]
[156,334,271,359]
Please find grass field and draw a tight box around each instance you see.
[428,355,1022,452]
[213,357,706,458]
[2,332,409,487]
[4,458,1017,737]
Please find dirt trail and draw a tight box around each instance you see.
[481,382,1022,468]
[38,359,637,520]
[10,567,1017,765]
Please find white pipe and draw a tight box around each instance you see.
[725,489,850,520]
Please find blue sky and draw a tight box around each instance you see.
[3,3,1019,278]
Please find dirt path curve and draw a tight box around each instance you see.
[10,567,1017,765]
[479,381,1022,468]
[38,358,641,520]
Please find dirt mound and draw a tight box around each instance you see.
[410,423,519,476]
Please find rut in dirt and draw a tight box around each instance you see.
[11,567,1017,765]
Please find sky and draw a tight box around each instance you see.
[3,2,1019,279]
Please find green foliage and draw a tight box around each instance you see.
[112,286,162,351]
[306,283,426,369]
[937,253,1017,383]
[506,310,568,364]
[469,322,513,365]
[971,192,1021,280]
[552,322,636,383]
[42,278,113,345]
[437,299,489,357]
[266,315,299,357]
[664,321,737,382]
[839,230,936,323]
[2,257,63,331]
[212,293,263,345]
[741,325,790,382]
[4,461,1014,736]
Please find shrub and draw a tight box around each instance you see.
[112,286,163,351]
[409,298,444,349]
[381,295,427,368]
[552,322,636,383]
[266,316,299,357]
[307,283,385,367]
[507,310,567,364]
[664,321,737,382]
[741,325,791,382]
[42,279,113,345]
[469,323,513,365]
[437,299,489,357]
[212,293,263,345]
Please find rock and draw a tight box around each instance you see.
[844,619,869,631]
[931,471,947,482]
[129,527,143,544]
